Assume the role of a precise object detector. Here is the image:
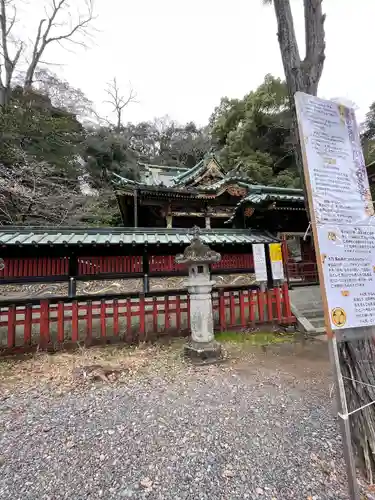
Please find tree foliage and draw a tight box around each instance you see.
[84,127,139,188]
[1,87,84,169]
[3,68,375,228]
[0,77,213,225]
[0,87,88,225]
[210,74,300,187]
[362,101,375,167]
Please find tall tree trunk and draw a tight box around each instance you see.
[271,0,315,212]
[24,61,39,92]
[0,84,6,107]
[271,0,375,483]
[116,109,121,133]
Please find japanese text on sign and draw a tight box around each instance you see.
[269,243,284,281]
[253,244,267,282]
[295,92,375,330]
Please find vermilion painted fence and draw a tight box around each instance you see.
[0,284,294,352]
[149,253,254,273]
[0,257,69,278]
[211,253,253,270]
[0,253,255,280]
[148,255,185,273]
[78,256,143,275]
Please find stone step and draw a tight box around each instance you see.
[292,300,323,310]
[289,286,325,334]
[299,309,325,319]
[309,318,326,329]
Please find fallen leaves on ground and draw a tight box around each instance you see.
[0,341,186,391]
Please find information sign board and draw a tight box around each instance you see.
[295,92,375,330]
[269,243,284,280]
[253,244,267,282]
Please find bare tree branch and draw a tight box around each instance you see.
[104,77,138,132]
[24,0,95,91]
[5,2,15,36]
[0,0,23,106]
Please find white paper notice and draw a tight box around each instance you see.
[253,244,267,282]
[295,92,375,330]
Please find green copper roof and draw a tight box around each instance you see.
[138,163,189,173]
[237,185,304,204]
[111,157,214,190]
[172,158,206,185]
[173,153,224,186]
[112,171,255,197]
[244,192,304,204]
[0,227,278,247]
[224,185,305,225]
[198,176,251,192]
[112,172,143,187]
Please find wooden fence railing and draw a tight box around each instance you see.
[0,284,294,352]
[78,256,143,275]
[0,253,255,283]
[0,257,69,278]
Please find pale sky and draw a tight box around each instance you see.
[16,0,375,125]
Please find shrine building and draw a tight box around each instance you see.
[112,153,317,284]
[0,153,318,298]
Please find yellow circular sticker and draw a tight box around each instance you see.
[331,308,346,328]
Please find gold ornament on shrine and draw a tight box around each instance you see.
[226,185,247,197]
[244,207,255,217]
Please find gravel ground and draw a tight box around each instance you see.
[0,340,359,499]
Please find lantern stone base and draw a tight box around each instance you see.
[184,339,222,364]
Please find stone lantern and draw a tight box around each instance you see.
[175,226,222,362]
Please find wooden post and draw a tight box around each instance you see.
[68,254,77,298]
[265,244,274,290]
[142,251,150,293]
[281,235,291,287]
[134,189,138,228]
[329,337,360,500]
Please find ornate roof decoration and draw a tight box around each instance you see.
[172,153,225,187]
[226,185,248,197]
[112,161,254,200]
[111,154,305,211]
[176,156,224,188]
